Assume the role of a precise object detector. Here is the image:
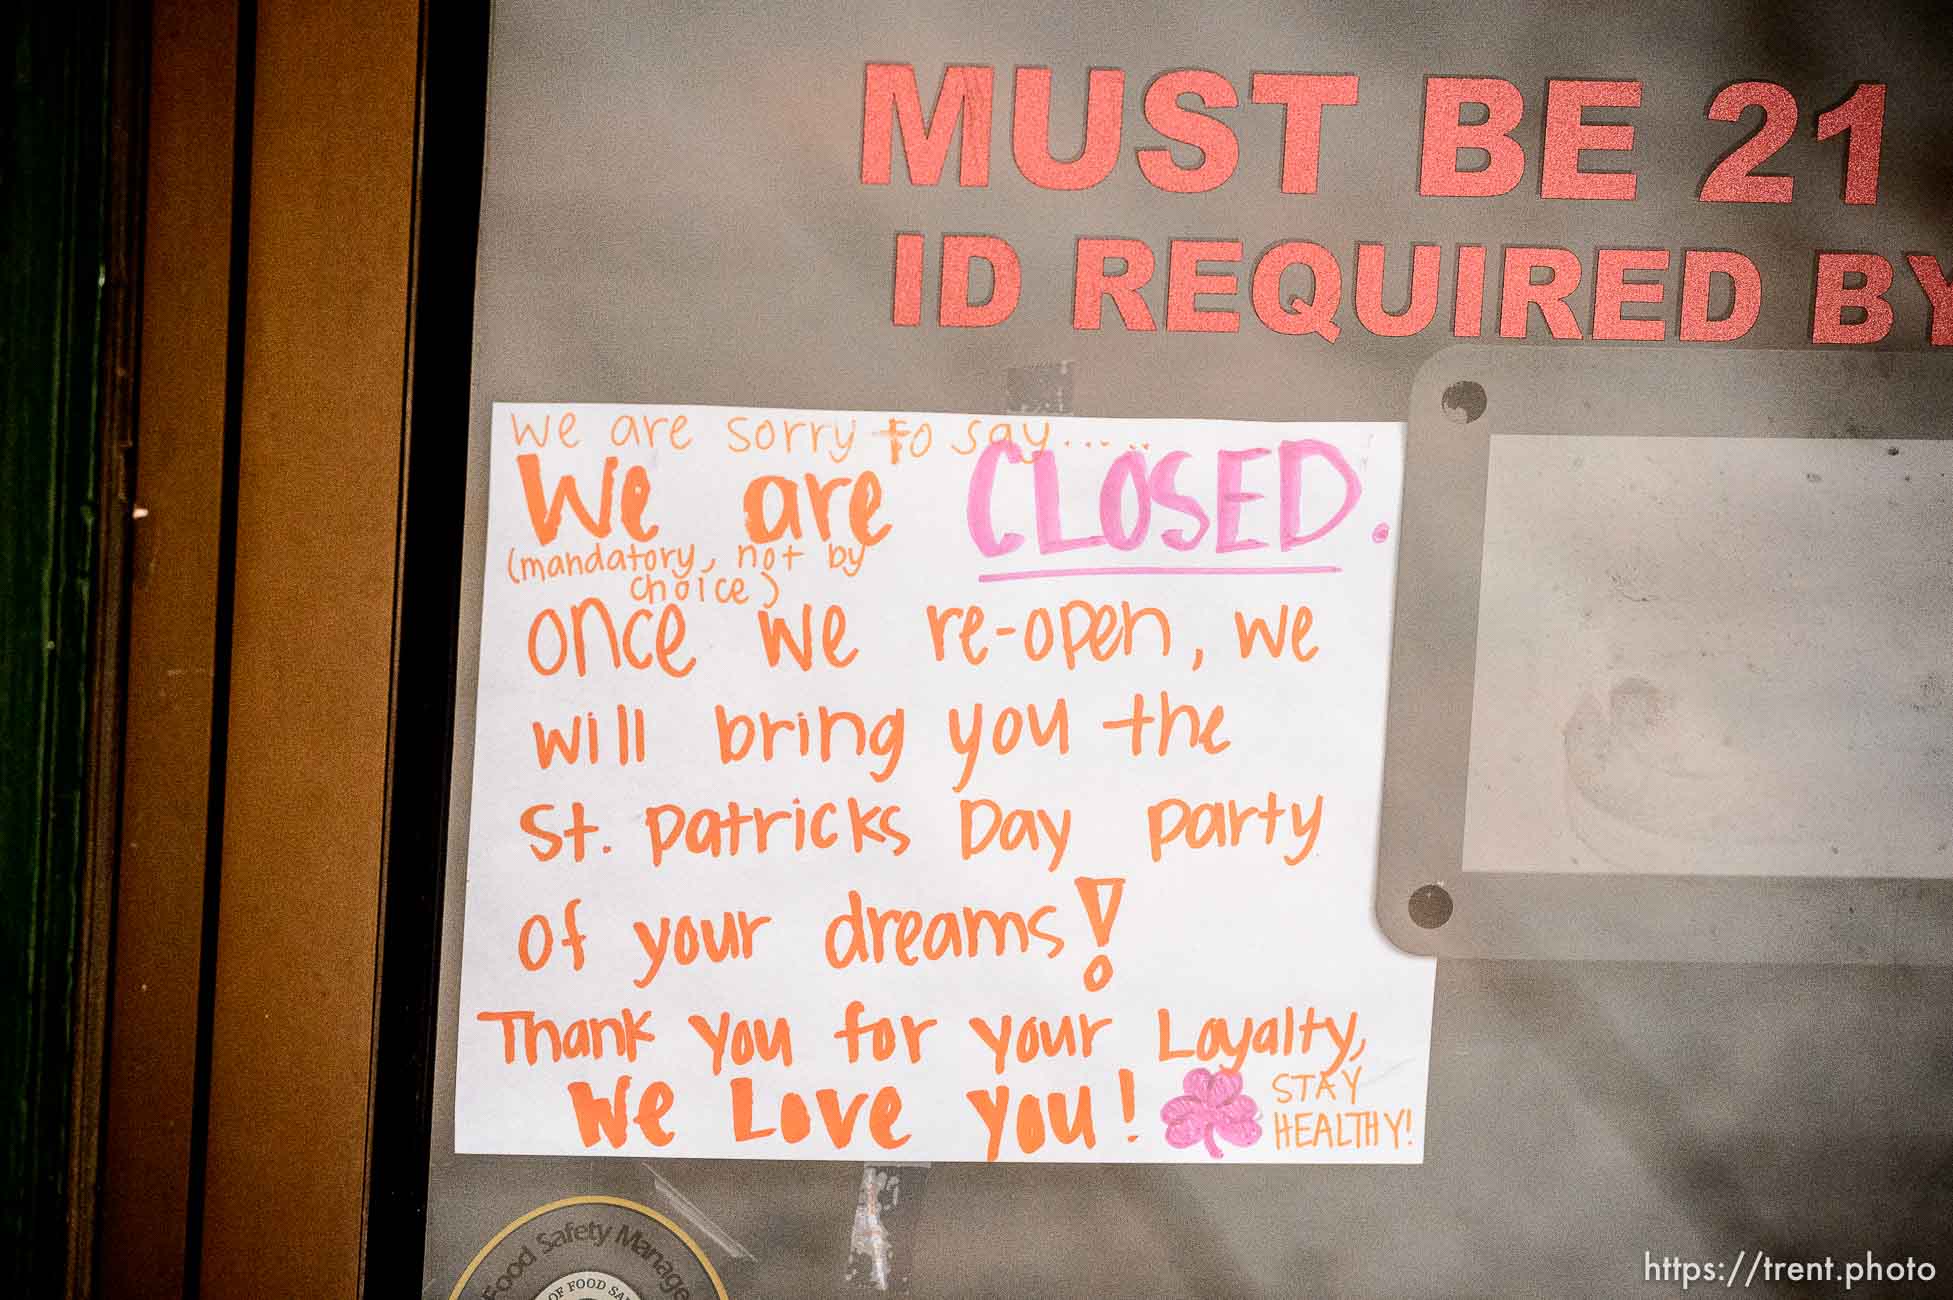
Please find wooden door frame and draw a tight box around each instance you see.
[100,1,486,1291]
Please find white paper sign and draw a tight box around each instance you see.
[456,403,1434,1162]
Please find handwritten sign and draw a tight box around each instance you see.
[455,403,1434,1162]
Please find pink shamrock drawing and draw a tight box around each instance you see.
[1161,1067,1262,1159]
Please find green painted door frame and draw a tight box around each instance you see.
[2,0,140,1288]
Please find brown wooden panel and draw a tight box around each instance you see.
[99,0,236,1292]
[195,0,420,1292]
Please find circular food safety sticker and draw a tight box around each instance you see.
[449,1196,727,1300]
